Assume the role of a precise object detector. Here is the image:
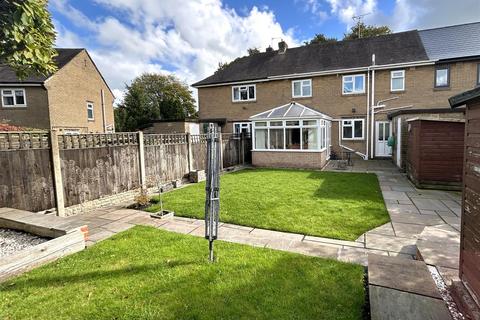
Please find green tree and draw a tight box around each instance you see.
[247,47,260,55]
[304,33,338,45]
[0,0,57,79]
[343,22,391,40]
[115,73,197,132]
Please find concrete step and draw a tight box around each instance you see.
[368,254,452,320]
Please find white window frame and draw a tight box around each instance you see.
[63,129,80,135]
[390,70,405,92]
[1,88,27,108]
[252,119,329,152]
[232,84,256,102]
[342,119,364,140]
[291,79,312,98]
[435,67,450,88]
[87,102,94,120]
[342,74,365,95]
[233,122,251,134]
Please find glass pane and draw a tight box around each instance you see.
[248,86,255,99]
[233,87,239,100]
[270,121,282,126]
[3,90,12,95]
[286,128,301,149]
[343,81,353,93]
[354,75,364,92]
[234,124,240,133]
[3,96,14,106]
[392,78,404,90]
[269,129,284,149]
[303,120,316,126]
[385,123,390,138]
[302,82,311,96]
[240,88,248,100]
[392,71,403,78]
[354,121,363,138]
[88,109,94,119]
[379,124,384,140]
[343,126,352,139]
[303,127,318,150]
[286,121,299,126]
[255,129,268,149]
[255,122,267,127]
[436,69,448,86]
[293,82,301,96]
[14,91,25,104]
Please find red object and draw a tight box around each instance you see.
[0,123,25,131]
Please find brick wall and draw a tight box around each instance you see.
[45,50,115,133]
[252,150,327,169]
[0,86,50,129]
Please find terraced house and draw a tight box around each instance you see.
[193,22,480,169]
[0,49,115,134]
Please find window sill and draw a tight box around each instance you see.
[88,119,95,122]
[342,138,364,141]
[342,92,366,96]
[390,90,405,94]
[232,100,256,104]
[433,86,451,91]
[1,106,28,109]
[292,95,312,100]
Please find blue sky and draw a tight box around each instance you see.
[49,0,479,101]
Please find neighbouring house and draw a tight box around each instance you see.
[192,22,480,169]
[141,119,200,134]
[449,86,480,312]
[0,48,115,134]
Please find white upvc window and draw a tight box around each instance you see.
[253,119,329,152]
[1,89,26,107]
[342,119,364,140]
[233,122,251,135]
[232,84,256,102]
[435,66,450,88]
[391,70,405,91]
[87,102,94,120]
[292,79,312,98]
[342,74,365,94]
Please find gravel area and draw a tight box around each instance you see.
[428,265,465,320]
[0,228,48,258]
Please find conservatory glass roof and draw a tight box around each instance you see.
[249,102,332,121]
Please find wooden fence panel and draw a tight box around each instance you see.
[191,134,207,171]
[60,145,140,207]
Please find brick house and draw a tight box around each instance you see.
[193,22,480,169]
[0,48,115,133]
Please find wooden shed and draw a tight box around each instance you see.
[406,118,465,189]
[449,87,480,307]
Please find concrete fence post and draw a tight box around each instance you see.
[50,130,65,216]
[138,131,146,189]
[186,133,193,172]
[218,128,224,170]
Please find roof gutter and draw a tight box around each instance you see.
[0,83,43,86]
[193,60,436,88]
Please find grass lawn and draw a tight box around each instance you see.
[0,226,366,320]
[148,168,389,241]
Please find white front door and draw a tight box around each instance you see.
[375,121,392,157]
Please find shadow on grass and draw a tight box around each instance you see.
[0,229,366,320]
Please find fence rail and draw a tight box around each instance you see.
[58,132,138,149]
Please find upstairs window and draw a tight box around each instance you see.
[1,89,26,107]
[292,79,312,98]
[342,74,365,94]
[232,84,255,102]
[342,119,364,140]
[391,70,405,91]
[87,102,94,120]
[435,66,450,88]
[477,63,480,86]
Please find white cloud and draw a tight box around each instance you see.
[52,0,299,103]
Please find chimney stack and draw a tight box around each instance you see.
[265,45,273,52]
[278,39,288,54]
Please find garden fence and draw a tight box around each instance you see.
[0,130,251,215]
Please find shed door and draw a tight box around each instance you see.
[375,121,392,157]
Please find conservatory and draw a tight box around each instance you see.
[249,102,332,169]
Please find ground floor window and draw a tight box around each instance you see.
[253,119,329,151]
[233,122,251,135]
[342,119,364,140]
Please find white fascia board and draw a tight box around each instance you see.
[0,83,43,86]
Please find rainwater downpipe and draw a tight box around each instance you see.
[370,54,376,159]
[365,66,370,160]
